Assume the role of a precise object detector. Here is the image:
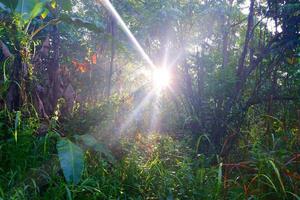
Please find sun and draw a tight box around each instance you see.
[152,67,171,91]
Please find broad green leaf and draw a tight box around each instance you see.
[29,2,44,19]
[15,0,46,20]
[57,139,84,185]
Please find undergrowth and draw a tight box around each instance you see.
[0,105,299,200]
[0,120,299,199]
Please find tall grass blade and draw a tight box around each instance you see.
[14,111,21,143]
[65,185,73,200]
[268,160,286,194]
[216,162,223,196]
[287,191,300,200]
[259,174,277,192]
[195,134,211,153]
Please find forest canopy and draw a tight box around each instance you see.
[0,0,299,199]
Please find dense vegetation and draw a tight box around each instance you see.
[0,0,299,199]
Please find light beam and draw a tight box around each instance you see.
[98,0,156,69]
[119,90,155,133]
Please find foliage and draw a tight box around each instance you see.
[0,0,299,199]
[1,123,299,199]
[56,139,84,185]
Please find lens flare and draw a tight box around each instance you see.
[98,0,172,134]
[152,68,171,90]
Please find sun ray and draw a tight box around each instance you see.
[97,0,180,135]
[98,0,156,69]
[119,89,155,134]
[150,95,160,132]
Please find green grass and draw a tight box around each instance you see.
[0,120,299,199]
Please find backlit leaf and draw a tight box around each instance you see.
[30,2,44,19]
[40,8,49,19]
[72,60,90,73]
[91,53,97,64]
[50,0,56,8]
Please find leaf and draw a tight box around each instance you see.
[57,139,84,185]
[15,0,46,21]
[3,57,11,82]
[195,134,212,153]
[65,185,73,200]
[30,2,44,19]
[287,191,300,200]
[91,53,97,64]
[72,60,90,73]
[76,134,116,164]
[40,9,49,19]
[259,174,278,192]
[50,0,56,9]
[14,111,21,143]
[287,57,298,65]
[269,160,286,194]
